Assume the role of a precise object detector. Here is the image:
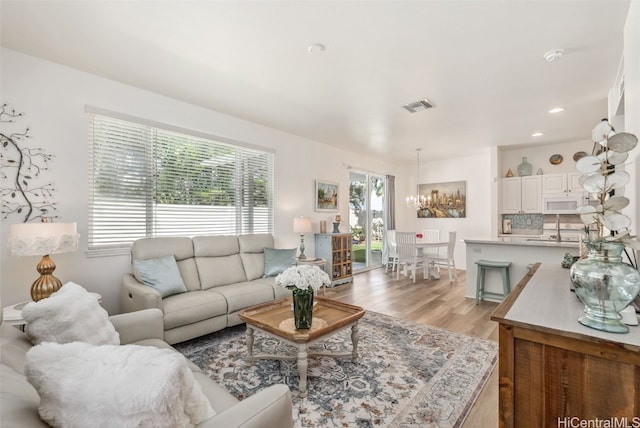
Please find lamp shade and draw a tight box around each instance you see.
[293,217,312,234]
[9,222,79,256]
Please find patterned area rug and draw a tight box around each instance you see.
[175,311,497,428]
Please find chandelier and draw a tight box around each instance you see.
[406,148,427,208]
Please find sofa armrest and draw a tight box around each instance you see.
[121,273,162,313]
[109,308,164,344]
[200,384,293,428]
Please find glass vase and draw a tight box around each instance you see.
[292,288,314,329]
[569,240,640,333]
[517,156,532,177]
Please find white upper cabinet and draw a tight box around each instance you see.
[502,176,542,214]
[567,172,583,192]
[542,173,583,194]
[502,178,522,213]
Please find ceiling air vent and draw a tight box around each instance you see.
[402,99,435,113]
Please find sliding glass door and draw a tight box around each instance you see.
[349,171,385,271]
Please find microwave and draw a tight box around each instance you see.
[542,192,590,214]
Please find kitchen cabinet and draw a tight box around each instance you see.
[501,176,541,214]
[314,233,353,286]
[491,264,640,426]
[541,172,583,194]
[541,172,589,214]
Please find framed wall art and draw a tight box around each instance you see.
[315,180,339,212]
[416,180,466,218]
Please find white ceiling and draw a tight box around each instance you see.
[0,0,631,163]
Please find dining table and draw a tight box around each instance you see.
[398,237,449,280]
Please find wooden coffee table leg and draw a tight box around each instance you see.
[351,322,359,360]
[245,326,255,364]
[297,344,308,398]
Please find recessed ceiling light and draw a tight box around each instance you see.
[544,49,564,62]
[402,99,435,113]
[308,44,325,53]
[549,107,565,114]
[532,132,544,137]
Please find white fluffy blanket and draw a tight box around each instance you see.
[23,281,120,345]
[25,342,216,428]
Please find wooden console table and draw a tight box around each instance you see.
[491,263,640,427]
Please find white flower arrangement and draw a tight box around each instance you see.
[575,119,639,251]
[275,265,331,293]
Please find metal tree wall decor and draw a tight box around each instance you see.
[0,103,57,222]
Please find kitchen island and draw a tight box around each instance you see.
[491,263,640,426]
[464,237,579,301]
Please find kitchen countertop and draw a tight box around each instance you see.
[465,237,579,249]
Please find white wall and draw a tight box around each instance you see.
[624,1,640,243]
[398,149,496,272]
[0,48,404,313]
[500,139,593,177]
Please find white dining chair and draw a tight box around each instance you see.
[428,231,458,283]
[421,229,441,258]
[385,230,399,273]
[395,232,427,283]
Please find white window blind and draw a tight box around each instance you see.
[88,112,274,254]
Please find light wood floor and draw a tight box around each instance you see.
[321,267,499,428]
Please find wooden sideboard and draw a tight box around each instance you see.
[491,263,640,427]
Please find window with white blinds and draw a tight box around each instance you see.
[87,111,274,254]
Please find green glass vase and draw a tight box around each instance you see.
[292,288,314,329]
[570,240,640,333]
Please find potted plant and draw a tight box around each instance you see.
[275,265,331,329]
[570,119,640,333]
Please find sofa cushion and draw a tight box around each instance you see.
[0,365,48,428]
[162,290,227,330]
[133,255,187,298]
[0,324,32,375]
[192,372,239,414]
[196,254,247,289]
[25,342,216,428]
[252,277,293,300]
[131,237,201,292]
[238,233,274,253]
[177,258,202,292]
[240,252,266,281]
[212,282,276,313]
[235,234,275,281]
[263,248,297,277]
[131,236,194,260]
[193,235,240,257]
[22,282,119,346]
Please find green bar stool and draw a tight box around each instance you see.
[475,260,512,304]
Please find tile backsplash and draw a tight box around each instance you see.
[502,213,544,234]
[501,213,582,235]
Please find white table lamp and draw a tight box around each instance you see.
[293,217,312,259]
[8,219,79,301]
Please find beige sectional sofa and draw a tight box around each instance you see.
[122,234,293,344]
[0,307,294,428]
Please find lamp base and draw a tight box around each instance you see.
[298,235,307,259]
[31,255,62,301]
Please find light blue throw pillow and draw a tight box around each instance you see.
[263,248,297,277]
[133,255,187,298]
